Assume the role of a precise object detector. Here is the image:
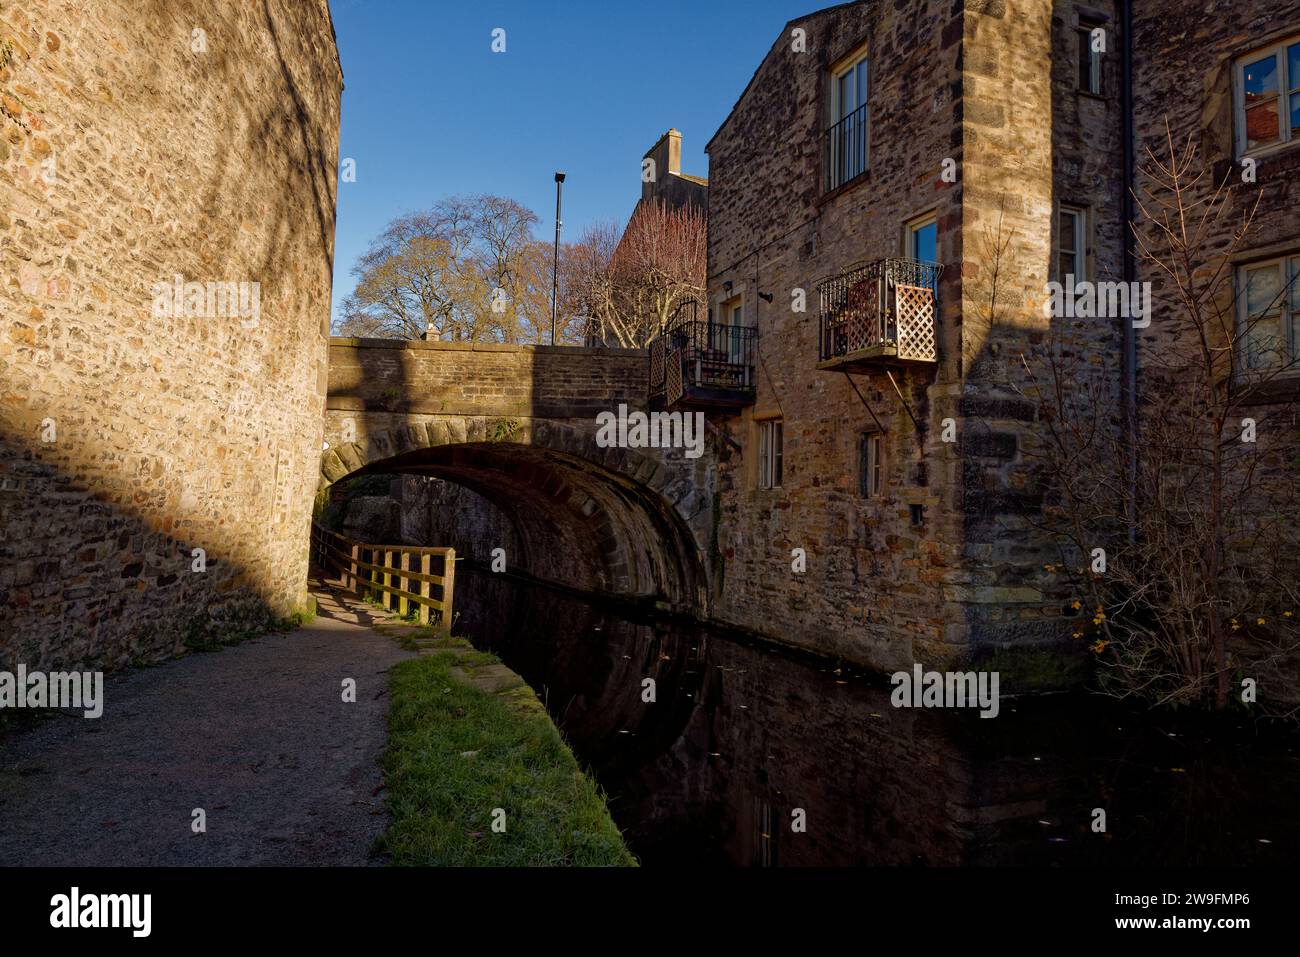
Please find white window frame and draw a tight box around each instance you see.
[831,50,870,122]
[1235,254,1300,376]
[828,47,870,188]
[757,418,784,490]
[1058,205,1088,289]
[1234,35,1300,159]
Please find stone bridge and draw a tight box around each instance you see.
[319,339,719,613]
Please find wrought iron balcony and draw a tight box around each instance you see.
[648,301,757,411]
[817,257,943,371]
[825,103,868,192]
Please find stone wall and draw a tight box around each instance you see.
[395,474,522,568]
[0,0,342,669]
[705,0,968,671]
[701,0,1133,676]
[1129,1,1300,687]
[955,0,1124,656]
[327,337,651,418]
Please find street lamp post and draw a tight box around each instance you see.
[551,171,565,346]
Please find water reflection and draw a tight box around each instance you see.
[454,566,1299,867]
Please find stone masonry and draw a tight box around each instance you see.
[0,0,342,670]
[321,338,717,610]
[700,0,1300,683]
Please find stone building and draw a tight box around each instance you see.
[0,0,343,670]
[685,0,1300,682]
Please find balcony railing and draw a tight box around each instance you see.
[649,302,757,410]
[825,104,868,192]
[817,257,943,369]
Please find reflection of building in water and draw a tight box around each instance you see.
[453,566,1300,867]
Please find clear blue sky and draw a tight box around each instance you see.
[328,0,815,325]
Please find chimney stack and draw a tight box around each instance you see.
[642,129,682,202]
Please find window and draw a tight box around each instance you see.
[859,432,883,498]
[1235,36,1300,156]
[1057,206,1087,288]
[714,296,745,363]
[1077,21,1103,94]
[1237,255,1300,375]
[757,419,783,489]
[826,50,869,190]
[907,215,938,264]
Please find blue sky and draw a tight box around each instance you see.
[327,0,815,325]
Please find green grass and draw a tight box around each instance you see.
[378,651,636,867]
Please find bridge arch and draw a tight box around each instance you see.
[320,412,711,612]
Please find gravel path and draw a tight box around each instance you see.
[0,585,412,866]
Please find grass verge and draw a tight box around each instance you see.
[378,649,636,867]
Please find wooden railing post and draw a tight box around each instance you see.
[383,550,394,612]
[419,553,432,626]
[440,548,456,636]
[349,543,359,593]
[397,550,409,618]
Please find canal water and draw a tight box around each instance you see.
[453,565,1300,867]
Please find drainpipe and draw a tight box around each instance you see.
[1120,0,1137,541]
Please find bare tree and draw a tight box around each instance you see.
[1021,121,1300,711]
[583,200,706,348]
[336,194,578,343]
[565,220,621,343]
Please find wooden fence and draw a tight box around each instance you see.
[310,524,455,631]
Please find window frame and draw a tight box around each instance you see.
[1057,205,1088,288]
[1077,22,1104,96]
[831,50,870,122]
[1235,254,1300,377]
[1234,35,1300,159]
[757,418,784,490]
[715,293,745,364]
[826,45,870,191]
[906,212,938,263]
[859,431,883,498]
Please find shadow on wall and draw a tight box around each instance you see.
[0,430,295,673]
[0,0,342,671]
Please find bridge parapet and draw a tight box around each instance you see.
[322,338,721,614]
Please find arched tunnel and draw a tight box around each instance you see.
[325,430,711,615]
